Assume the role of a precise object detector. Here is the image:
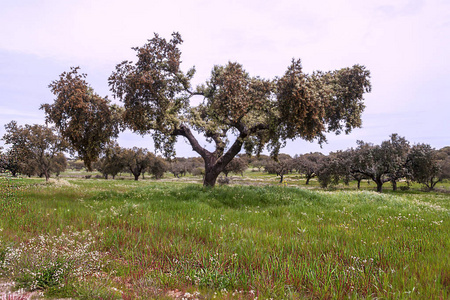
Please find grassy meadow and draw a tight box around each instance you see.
[0,175,449,299]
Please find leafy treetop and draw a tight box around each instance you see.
[107,32,370,186]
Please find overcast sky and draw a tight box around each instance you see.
[0,0,449,157]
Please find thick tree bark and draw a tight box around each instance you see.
[357,179,361,189]
[375,179,383,193]
[391,180,397,191]
[174,124,252,187]
[203,168,221,187]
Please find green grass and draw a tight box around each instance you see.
[1,176,449,299]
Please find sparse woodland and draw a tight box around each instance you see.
[1,33,449,299]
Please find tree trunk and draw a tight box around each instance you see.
[305,177,311,185]
[203,169,220,187]
[376,180,383,193]
[279,174,284,183]
[202,153,223,187]
[357,179,361,189]
[134,173,140,181]
[391,180,397,191]
[44,168,50,181]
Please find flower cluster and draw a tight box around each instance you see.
[1,229,106,291]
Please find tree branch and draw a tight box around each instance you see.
[173,124,210,160]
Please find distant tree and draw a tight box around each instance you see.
[222,156,248,177]
[147,156,169,179]
[41,67,122,171]
[439,157,450,181]
[407,144,441,191]
[351,134,409,193]
[315,156,332,188]
[108,32,371,187]
[436,146,450,160]
[330,150,370,189]
[95,143,124,179]
[191,167,205,177]
[52,152,67,177]
[251,159,266,172]
[169,159,189,178]
[293,152,324,184]
[314,153,343,188]
[0,148,20,176]
[68,159,85,171]
[264,155,293,183]
[2,121,67,181]
[0,149,4,173]
[185,157,204,174]
[386,134,410,191]
[121,147,152,181]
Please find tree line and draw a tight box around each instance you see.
[1,122,448,192]
[252,134,450,192]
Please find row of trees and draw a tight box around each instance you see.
[1,124,449,192]
[0,122,247,181]
[0,125,170,181]
[251,134,450,192]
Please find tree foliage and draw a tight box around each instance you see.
[222,156,248,177]
[263,154,293,183]
[147,155,168,179]
[407,144,441,191]
[41,67,121,171]
[293,152,324,184]
[351,134,410,192]
[2,121,67,180]
[108,32,371,186]
[121,147,153,181]
[95,142,124,179]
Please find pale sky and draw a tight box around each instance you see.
[0,0,449,157]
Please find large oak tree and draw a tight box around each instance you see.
[108,32,371,186]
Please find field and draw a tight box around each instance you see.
[0,174,449,299]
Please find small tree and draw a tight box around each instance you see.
[293,152,324,184]
[2,121,67,181]
[222,157,248,177]
[386,134,410,191]
[147,156,169,179]
[121,147,152,181]
[95,143,124,179]
[407,144,441,191]
[52,152,67,177]
[108,32,371,187]
[439,157,450,181]
[264,155,293,183]
[169,160,185,178]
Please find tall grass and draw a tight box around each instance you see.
[1,178,449,299]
